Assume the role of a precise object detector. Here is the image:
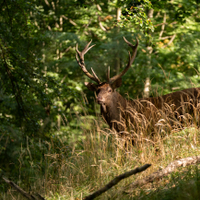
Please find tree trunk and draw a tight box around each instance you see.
[114,7,122,75]
[143,9,154,98]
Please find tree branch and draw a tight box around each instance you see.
[124,155,200,192]
[3,177,45,200]
[96,4,107,32]
[44,0,50,7]
[159,13,166,39]
[162,34,176,48]
[98,16,107,32]
[62,15,77,26]
[84,164,151,200]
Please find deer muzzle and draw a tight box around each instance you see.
[96,96,104,104]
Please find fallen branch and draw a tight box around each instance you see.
[84,164,151,200]
[5,155,199,199]
[124,155,200,192]
[2,177,45,200]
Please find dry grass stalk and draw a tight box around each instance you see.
[116,96,200,143]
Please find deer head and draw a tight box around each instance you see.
[75,37,139,113]
[76,38,200,134]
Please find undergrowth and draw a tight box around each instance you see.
[1,102,200,200]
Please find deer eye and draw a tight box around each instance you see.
[108,89,112,93]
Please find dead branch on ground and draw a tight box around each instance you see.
[124,155,200,193]
[2,177,45,200]
[3,155,200,199]
[84,164,151,200]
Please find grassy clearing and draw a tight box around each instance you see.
[2,105,200,200]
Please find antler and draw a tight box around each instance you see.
[76,40,101,84]
[109,37,139,83]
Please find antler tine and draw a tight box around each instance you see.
[91,68,101,83]
[75,40,101,84]
[109,37,139,83]
[123,36,138,48]
[82,40,96,54]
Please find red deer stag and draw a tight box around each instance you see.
[76,37,200,134]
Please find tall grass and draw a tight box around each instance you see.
[2,99,200,200]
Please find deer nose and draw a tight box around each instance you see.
[97,96,102,101]
[97,96,103,103]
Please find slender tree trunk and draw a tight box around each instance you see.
[143,9,154,98]
[114,7,122,75]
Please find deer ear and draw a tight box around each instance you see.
[111,78,122,89]
[84,82,98,91]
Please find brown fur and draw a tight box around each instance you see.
[76,37,200,133]
[86,81,200,133]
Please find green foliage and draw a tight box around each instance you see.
[0,0,200,198]
[119,0,154,33]
[0,0,52,136]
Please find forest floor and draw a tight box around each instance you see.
[2,116,200,200]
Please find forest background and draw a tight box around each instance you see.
[0,0,200,199]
